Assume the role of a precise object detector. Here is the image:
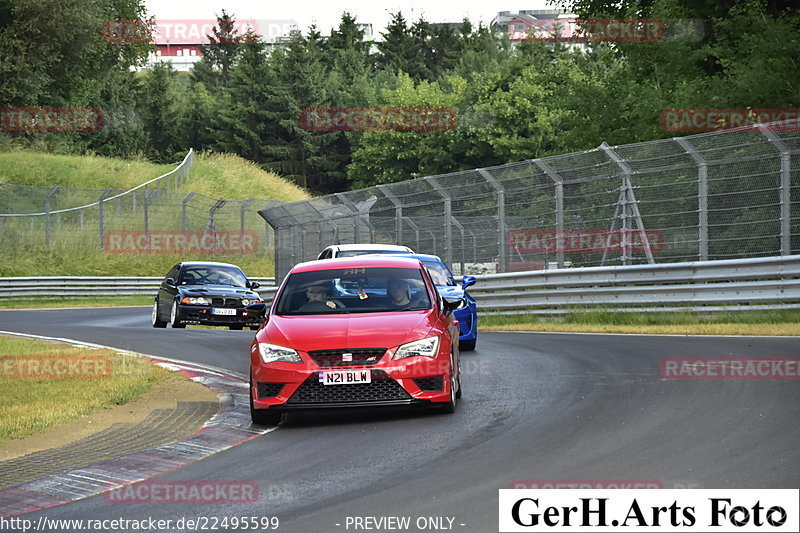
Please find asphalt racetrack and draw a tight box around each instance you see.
[1,307,798,532]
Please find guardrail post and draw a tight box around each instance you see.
[758,125,792,256]
[44,186,60,248]
[675,137,708,260]
[426,176,453,266]
[377,185,403,245]
[533,159,565,268]
[181,192,196,232]
[477,168,507,273]
[98,189,113,250]
[600,143,655,265]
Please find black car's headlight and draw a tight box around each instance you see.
[258,343,302,364]
[392,336,440,360]
[180,296,209,305]
[241,298,260,306]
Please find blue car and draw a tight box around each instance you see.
[384,253,478,351]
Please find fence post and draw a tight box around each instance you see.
[377,184,403,245]
[182,192,196,232]
[207,199,226,254]
[477,169,507,273]
[144,189,158,245]
[44,186,60,249]
[98,189,113,250]
[403,216,421,251]
[241,198,255,253]
[600,143,655,265]
[426,176,453,266]
[675,137,708,260]
[452,216,466,275]
[335,193,361,243]
[533,159,565,268]
[758,125,792,256]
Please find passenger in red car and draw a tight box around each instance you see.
[387,278,411,307]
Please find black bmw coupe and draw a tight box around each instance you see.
[152,261,263,330]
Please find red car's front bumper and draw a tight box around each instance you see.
[250,347,454,411]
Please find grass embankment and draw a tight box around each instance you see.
[0,335,167,442]
[480,309,800,336]
[0,150,310,277]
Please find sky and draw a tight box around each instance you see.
[144,0,558,38]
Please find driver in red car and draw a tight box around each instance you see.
[299,283,344,311]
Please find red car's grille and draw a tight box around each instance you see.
[307,348,386,367]
[286,370,410,404]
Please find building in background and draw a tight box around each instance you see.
[491,9,578,43]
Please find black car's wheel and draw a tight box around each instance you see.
[170,301,185,329]
[229,325,243,331]
[248,326,259,331]
[151,299,167,328]
[249,377,282,425]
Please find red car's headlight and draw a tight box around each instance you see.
[392,336,440,360]
[257,343,303,364]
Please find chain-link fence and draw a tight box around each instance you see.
[0,150,279,260]
[261,119,800,281]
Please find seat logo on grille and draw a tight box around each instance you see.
[342,353,353,362]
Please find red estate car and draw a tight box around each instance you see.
[249,256,463,425]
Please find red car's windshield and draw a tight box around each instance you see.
[275,267,431,315]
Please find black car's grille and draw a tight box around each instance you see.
[307,348,387,368]
[257,382,285,398]
[286,370,410,404]
[412,376,444,392]
[211,297,243,308]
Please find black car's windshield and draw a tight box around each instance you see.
[179,266,248,287]
[275,267,431,315]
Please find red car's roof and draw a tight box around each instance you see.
[291,256,423,273]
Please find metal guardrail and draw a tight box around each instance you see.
[1,256,798,316]
[0,255,800,315]
[0,277,275,299]
[467,255,800,315]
